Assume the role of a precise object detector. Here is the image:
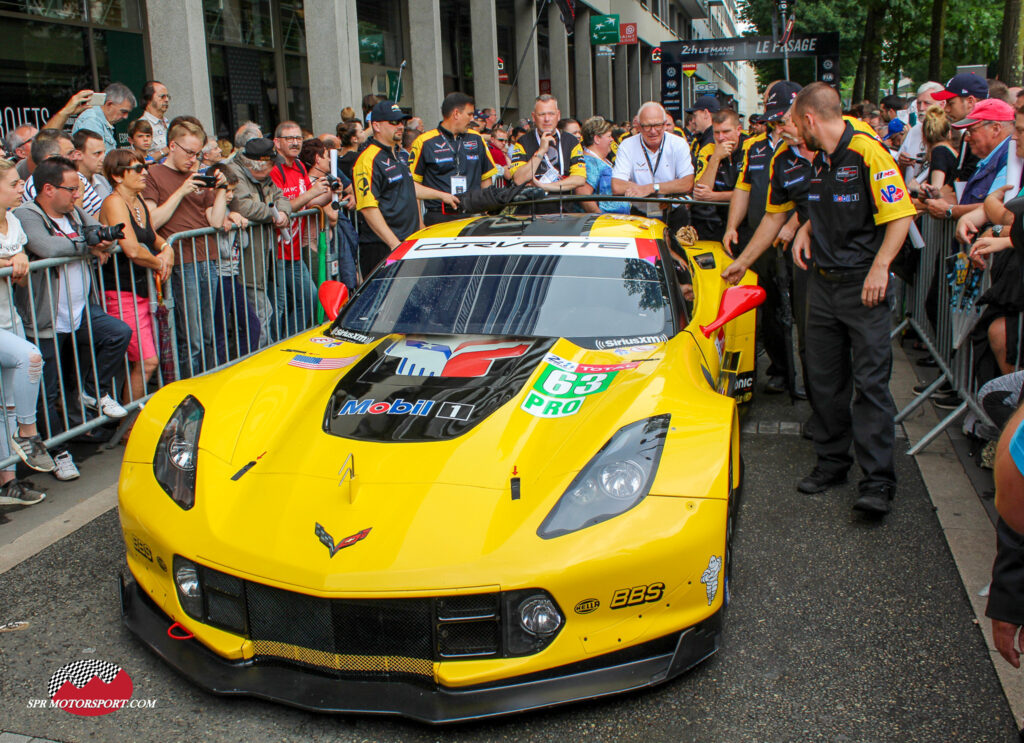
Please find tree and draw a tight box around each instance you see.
[996,0,1023,83]
[929,0,947,80]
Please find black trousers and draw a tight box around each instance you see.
[423,209,461,226]
[805,271,896,489]
[37,304,131,445]
[357,240,391,281]
[751,250,790,380]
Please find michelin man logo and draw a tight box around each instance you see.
[700,555,723,606]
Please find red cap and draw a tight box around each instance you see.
[951,98,1016,128]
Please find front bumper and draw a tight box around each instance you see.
[119,575,721,723]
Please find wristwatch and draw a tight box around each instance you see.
[944,206,953,219]
[993,224,1004,237]
[652,183,661,194]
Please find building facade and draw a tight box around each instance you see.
[0,0,754,143]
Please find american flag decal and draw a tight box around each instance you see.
[287,354,357,370]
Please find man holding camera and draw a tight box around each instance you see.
[143,119,229,378]
[14,157,131,481]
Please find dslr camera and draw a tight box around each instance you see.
[82,223,125,247]
[193,174,224,188]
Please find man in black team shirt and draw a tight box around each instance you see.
[410,92,498,225]
[508,94,586,205]
[687,95,719,172]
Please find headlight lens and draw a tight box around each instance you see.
[154,396,204,510]
[538,415,670,538]
[173,556,203,618]
[518,596,563,636]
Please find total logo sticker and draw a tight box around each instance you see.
[521,362,618,419]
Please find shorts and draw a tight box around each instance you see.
[104,290,157,363]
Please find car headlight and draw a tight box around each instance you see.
[154,396,204,510]
[537,414,669,539]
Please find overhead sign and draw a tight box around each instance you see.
[497,56,508,83]
[658,34,841,123]
[651,46,661,63]
[695,82,718,94]
[619,22,637,45]
[590,14,619,45]
[659,33,840,64]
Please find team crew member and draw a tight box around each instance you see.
[691,108,746,241]
[786,84,915,516]
[508,94,587,202]
[353,100,457,278]
[722,81,801,396]
[410,92,497,226]
[687,95,719,172]
[723,87,821,405]
[611,102,694,228]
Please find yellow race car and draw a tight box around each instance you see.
[118,211,763,722]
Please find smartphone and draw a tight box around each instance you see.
[88,92,106,107]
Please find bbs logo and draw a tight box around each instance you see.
[610,582,665,609]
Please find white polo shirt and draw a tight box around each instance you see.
[612,133,694,215]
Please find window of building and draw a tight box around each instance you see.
[0,2,145,143]
[356,0,404,68]
[203,0,310,138]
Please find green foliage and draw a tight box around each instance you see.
[738,0,1004,101]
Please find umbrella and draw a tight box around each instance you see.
[153,275,176,384]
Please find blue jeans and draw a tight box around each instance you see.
[0,328,42,472]
[170,260,219,378]
[214,276,261,365]
[274,258,317,339]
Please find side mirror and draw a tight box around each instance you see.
[318,280,349,321]
[699,285,766,338]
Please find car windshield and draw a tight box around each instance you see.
[332,255,672,340]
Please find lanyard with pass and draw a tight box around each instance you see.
[641,138,666,215]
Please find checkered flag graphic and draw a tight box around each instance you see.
[48,659,122,697]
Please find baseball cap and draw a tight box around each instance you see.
[370,100,412,123]
[241,137,276,160]
[686,95,721,114]
[932,72,989,101]
[748,113,762,125]
[951,98,1016,128]
[763,81,803,122]
[883,119,906,141]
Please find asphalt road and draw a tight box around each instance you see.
[0,389,1017,743]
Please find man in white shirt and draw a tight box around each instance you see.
[141,80,171,160]
[611,101,694,227]
[71,129,111,201]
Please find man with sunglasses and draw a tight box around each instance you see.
[143,119,229,378]
[71,82,136,153]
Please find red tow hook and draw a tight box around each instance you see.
[168,622,194,640]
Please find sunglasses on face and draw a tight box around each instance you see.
[120,163,147,174]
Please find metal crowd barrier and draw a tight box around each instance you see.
[0,207,340,472]
[892,214,995,454]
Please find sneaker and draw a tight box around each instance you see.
[0,479,45,505]
[913,379,952,395]
[10,434,55,472]
[81,393,128,419]
[932,392,962,410]
[764,375,787,394]
[797,466,848,494]
[52,451,80,481]
[852,484,894,516]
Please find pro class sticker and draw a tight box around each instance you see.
[521,355,622,418]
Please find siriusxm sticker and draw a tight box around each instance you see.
[594,334,667,350]
[329,327,374,344]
